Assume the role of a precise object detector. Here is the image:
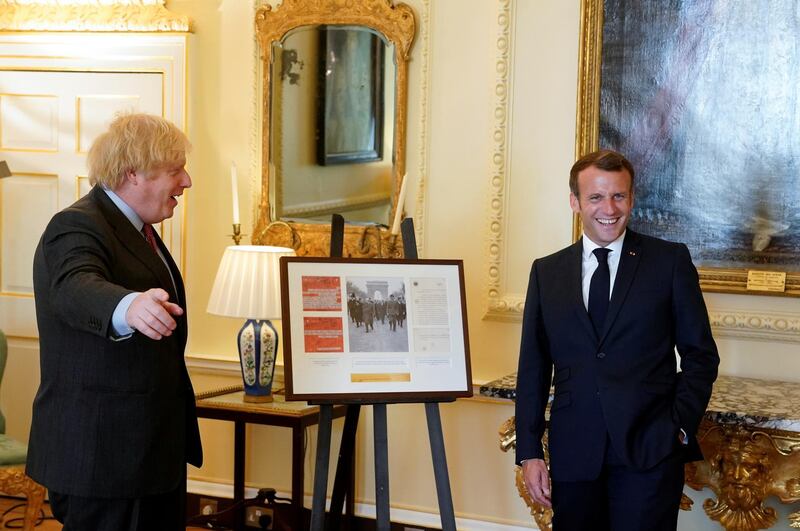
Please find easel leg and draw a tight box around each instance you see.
[373,403,391,531]
[234,420,246,530]
[426,403,457,531]
[311,404,334,531]
[328,404,360,529]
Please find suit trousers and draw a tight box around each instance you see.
[50,471,186,531]
[551,436,685,531]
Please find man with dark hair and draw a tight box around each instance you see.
[27,113,202,530]
[515,149,718,530]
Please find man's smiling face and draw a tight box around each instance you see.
[570,165,634,246]
[120,156,191,224]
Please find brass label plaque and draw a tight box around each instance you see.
[350,373,411,383]
[746,270,786,292]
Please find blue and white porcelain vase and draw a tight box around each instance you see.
[237,319,278,402]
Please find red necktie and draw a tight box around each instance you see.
[143,224,159,254]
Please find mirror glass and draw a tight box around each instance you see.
[271,25,396,225]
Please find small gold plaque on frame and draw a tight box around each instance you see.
[746,270,786,293]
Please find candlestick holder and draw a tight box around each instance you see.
[231,223,245,245]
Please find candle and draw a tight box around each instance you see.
[390,173,408,235]
[230,162,240,225]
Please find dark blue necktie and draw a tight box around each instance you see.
[588,248,611,336]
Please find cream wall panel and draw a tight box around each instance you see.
[76,94,141,153]
[0,173,57,293]
[76,174,91,198]
[0,94,58,151]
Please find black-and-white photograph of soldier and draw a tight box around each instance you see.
[346,277,409,352]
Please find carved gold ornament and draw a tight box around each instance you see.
[0,465,47,529]
[686,421,800,531]
[0,0,190,32]
[500,416,554,530]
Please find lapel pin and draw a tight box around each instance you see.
[629,251,636,256]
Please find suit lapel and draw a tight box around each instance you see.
[599,230,642,343]
[568,238,597,340]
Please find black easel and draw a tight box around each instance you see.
[309,216,457,531]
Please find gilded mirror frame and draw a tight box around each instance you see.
[253,0,416,257]
[575,0,800,296]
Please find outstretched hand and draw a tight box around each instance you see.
[126,288,183,340]
[522,458,552,508]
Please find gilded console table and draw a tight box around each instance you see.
[481,374,800,531]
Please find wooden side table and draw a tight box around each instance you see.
[195,386,350,530]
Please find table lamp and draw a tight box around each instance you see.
[207,245,295,402]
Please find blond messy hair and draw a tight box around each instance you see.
[87,112,191,189]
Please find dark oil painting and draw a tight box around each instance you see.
[599,0,800,271]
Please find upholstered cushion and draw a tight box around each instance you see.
[0,434,27,466]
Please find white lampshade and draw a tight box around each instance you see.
[207,245,295,320]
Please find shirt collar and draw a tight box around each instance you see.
[582,230,626,261]
[103,188,144,232]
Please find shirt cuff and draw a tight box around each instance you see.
[110,292,139,340]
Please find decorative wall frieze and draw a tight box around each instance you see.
[708,309,800,344]
[485,0,513,319]
[412,0,430,254]
[487,296,800,344]
[0,0,190,32]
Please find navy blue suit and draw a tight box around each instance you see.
[515,230,718,527]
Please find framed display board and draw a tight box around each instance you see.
[280,257,472,402]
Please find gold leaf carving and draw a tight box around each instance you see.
[0,0,191,31]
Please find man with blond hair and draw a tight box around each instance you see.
[27,113,202,530]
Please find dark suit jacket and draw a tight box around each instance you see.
[27,185,202,498]
[515,230,718,482]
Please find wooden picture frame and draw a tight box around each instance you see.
[280,257,472,402]
[576,0,800,296]
[316,25,385,166]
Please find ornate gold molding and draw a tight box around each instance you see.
[0,0,190,32]
[258,220,403,258]
[0,465,47,529]
[252,0,417,257]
